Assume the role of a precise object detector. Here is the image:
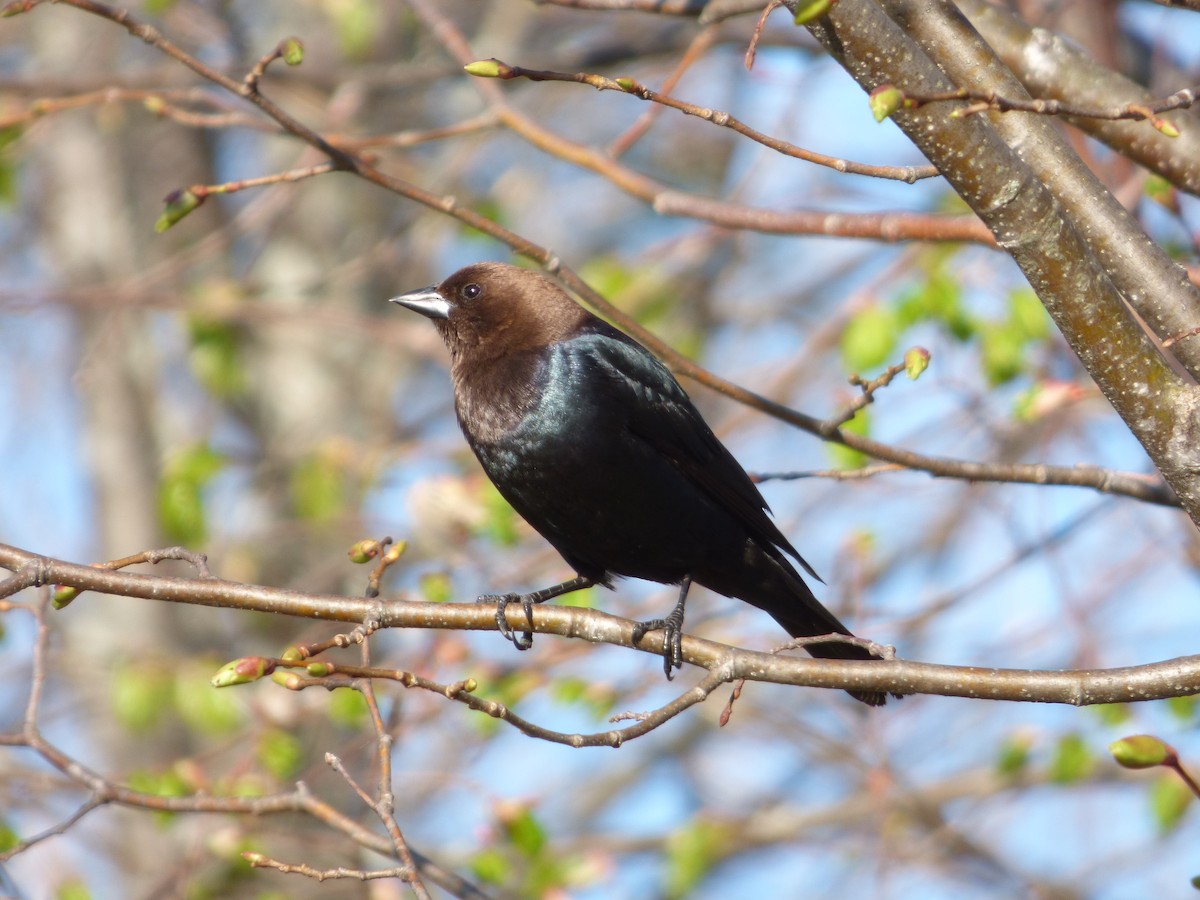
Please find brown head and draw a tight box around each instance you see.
[389,263,592,366]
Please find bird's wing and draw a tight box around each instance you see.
[577,325,821,581]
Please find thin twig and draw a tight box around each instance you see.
[478,59,939,182]
[243,854,414,882]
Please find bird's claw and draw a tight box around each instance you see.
[478,592,534,651]
[631,617,684,680]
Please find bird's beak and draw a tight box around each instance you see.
[389,286,451,320]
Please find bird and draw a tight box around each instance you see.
[390,262,895,706]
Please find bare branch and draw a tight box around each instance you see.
[5,543,1200,704]
[472,58,939,182]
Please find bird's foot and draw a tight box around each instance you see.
[631,615,684,679]
[478,592,535,651]
[628,602,686,681]
[478,576,597,653]
[632,577,691,680]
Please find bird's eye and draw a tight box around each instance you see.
[461,283,483,301]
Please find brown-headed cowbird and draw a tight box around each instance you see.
[390,262,893,706]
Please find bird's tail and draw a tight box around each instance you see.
[703,548,897,707]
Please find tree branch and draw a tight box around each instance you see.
[5,542,1200,704]
[800,0,1200,526]
[881,0,1200,384]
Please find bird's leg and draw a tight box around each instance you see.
[479,575,596,651]
[631,576,691,680]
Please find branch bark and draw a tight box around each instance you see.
[5,542,1200,705]
[800,0,1200,527]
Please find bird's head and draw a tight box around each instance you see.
[389,262,590,364]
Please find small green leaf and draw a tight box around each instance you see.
[665,819,727,899]
[55,881,92,900]
[995,733,1031,776]
[470,848,511,885]
[175,667,246,735]
[980,322,1024,386]
[187,316,245,399]
[328,686,369,729]
[290,447,348,523]
[552,676,614,719]
[0,160,16,205]
[1167,695,1198,721]
[257,729,304,781]
[0,819,19,852]
[841,306,898,373]
[827,408,870,471]
[112,661,173,732]
[1150,774,1192,834]
[1092,703,1132,726]
[128,766,190,799]
[331,0,380,59]
[1144,174,1179,212]
[479,482,520,546]
[1007,289,1049,340]
[419,571,453,603]
[157,444,224,545]
[793,0,835,25]
[502,806,547,858]
[557,586,596,608]
[1049,733,1094,783]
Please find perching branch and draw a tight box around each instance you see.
[5,542,1200,705]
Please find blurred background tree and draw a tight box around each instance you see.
[3,0,1200,897]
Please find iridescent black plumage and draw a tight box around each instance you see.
[391,262,893,706]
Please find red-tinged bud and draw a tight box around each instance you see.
[211,656,274,687]
[1151,116,1180,138]
[347,539,380,564]
[794,0,836,25]
[155,188,204,233]
[0,1,37,18]
[281,37,304,66]
[242,851,263,865]
[904,346,931,380]
[51,585,79,609]
[463,58,510,78]
[1110,734,1174,769]
[869,84,906,123]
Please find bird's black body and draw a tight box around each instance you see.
[391,262,891,706]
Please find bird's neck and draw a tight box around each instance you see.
[451,350,545,445]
